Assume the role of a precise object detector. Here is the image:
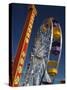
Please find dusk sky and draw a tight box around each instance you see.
[11,3,65,84]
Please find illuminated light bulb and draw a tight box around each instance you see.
[14,76,19,85]
[17,65,22,73]
[26,32,30,38]
[25,37,29,43]
[19,58,24,65]
[21,51,25,58]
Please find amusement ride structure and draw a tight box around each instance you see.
[10,5,62,86]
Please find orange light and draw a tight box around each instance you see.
[25,37,29,43]
[21,51,25,58]
[17,65,23,73]
[14,76,20,85]
[28,27,31,33]
[26,32,30,39]
[19,58,24,65]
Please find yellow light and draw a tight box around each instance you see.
[29,23,32,29]
[28,27,31,33]
[30,18,34,25]
[26,32,30,38]
[19,58,24,65]
[17,65,22,73]
[14,76,19,85]
[25,37,29,43]
[21,51,25,58]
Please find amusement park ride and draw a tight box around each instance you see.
[10,5,63,86]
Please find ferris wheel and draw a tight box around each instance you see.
[22,17,62,86]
